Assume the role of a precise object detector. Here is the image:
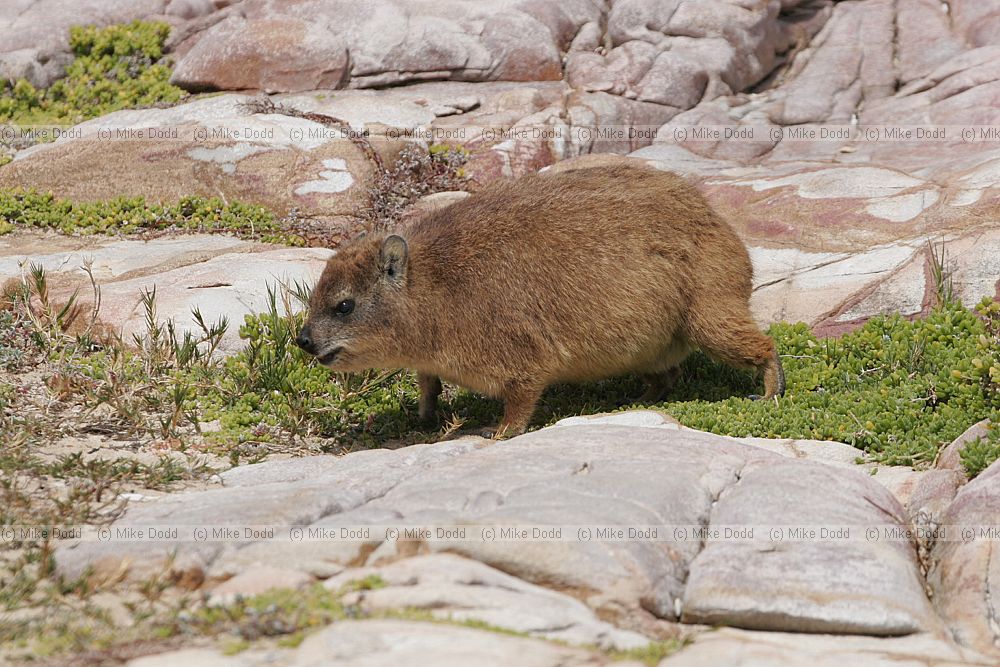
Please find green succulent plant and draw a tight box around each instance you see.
[0,21,185,127]
[0,188,302,244]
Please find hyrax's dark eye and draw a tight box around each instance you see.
[334,299,355,316]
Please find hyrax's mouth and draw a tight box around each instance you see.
[316,346,344,365]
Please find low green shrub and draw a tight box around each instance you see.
[663,304,998,468]
[178,297,998,474]
[955,297,1000,476]
[0,189,303,244]
[960,433,1000,478]
[20,257,1000,475]
[0,21,185,126]
[199,290,420,450]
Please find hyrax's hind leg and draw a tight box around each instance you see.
[684,301,785,400]
[638,367,682,403]
[417,373,442,424]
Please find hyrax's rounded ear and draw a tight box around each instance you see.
[380,235,408,282]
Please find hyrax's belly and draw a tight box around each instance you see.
[549,328,692,383]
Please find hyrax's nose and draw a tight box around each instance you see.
[295,325,317,355]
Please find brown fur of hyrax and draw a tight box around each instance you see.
[299,164,785,437]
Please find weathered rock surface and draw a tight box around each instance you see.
[56,436,490,586]
[566,0,816,109]
[169,1,600,92]
[0,232,249,286]
[291,619,617,666]
[56,416,940,639]
[324,553,652,651]
[126,619,619,667]
[659,627,995,667]
[0,231,332,354]
[551,154,1000,333]
[927,458,1000,656]
[171,15,351,93]
[1,94,384,223]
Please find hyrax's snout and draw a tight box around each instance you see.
[295,325,317,356]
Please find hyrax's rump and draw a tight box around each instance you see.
[297,164,784,437]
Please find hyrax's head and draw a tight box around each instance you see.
[296,234,409,371]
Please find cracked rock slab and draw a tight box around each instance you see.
[127,619,617,667]
[927,458,1000,656]
[91,245,332,354]
[55,437,490,586]
[0,232,250,287]
[57,420,938,638]
[680,457,939,635]
[0,233,331,354]
[290,618,614,667]
[659,627,995,666]
[324,553,653,651]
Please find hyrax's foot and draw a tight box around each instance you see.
[763,351,786,399]
[638,367,681,403]
[684,306,786,402]
[748,354,785,401]
[490,382,543,441]
[479,424,522,440]
[748,351,786,400]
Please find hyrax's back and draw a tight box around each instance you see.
[406,164,763,388]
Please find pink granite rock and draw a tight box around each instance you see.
[171,16,350,93]
[927,459,1000,655]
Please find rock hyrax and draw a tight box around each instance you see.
[296,164,784,437]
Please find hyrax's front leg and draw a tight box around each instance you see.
[417,373,442,424]
[491,382,544,440]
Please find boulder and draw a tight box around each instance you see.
[937,420,992,474]
[171,16,350,93]
[206,564,313,606]
[0,0,190,88]
[169,0,603,92]
[567,0,800,109]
